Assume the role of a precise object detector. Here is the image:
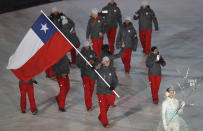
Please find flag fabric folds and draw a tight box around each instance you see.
[7,13,73,82]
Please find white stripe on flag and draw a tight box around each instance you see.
[7,29,44,69]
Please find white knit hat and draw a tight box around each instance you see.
[62,18,68,25]
[83,41,90,47]
[102,56,110,63]
[125,16,131,21]
[52,7,59,13]
[141,0,149,6]
[91,8,99,15]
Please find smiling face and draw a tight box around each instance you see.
[168,90,175,99]
[103,60,110,67]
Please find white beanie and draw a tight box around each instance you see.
[83,41,90,47]
[125,16,131,21]
[141,0,149,6]
[62,18,68,25]
[91,8,98,15]
[102,56,110,63]
[52,7,59,13]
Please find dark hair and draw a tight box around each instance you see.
[151,46,158,52]
[166,87,174,92]
[102,45,109,52]
[102,44,112,55]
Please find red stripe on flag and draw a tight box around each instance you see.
[11,31,73,82]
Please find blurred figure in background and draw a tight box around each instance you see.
[86,8,107,61]
[116,16,138,74]
[134,0,159,55]
[101,0,122,53]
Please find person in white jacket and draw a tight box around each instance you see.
[157,87,189,131]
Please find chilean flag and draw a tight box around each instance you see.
[7,13,73,82]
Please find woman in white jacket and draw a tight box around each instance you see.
[157,87,189,131]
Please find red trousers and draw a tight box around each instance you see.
[19,84,37,112]
[109,92,115,105]
[92,39,103,61]
[56,75,70,109]
[70,48,77,63]
[98,94,112,126]
[45,67,55,77]
[82,76,95,109]
[121,49,132,72]
[106,28,117,53]
[139,30,152,55]
[148,75,162,102]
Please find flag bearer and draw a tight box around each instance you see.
[97,56,118,128]
[100,43,125,107]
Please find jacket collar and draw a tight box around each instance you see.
[108,2,117,7]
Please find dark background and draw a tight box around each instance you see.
[0,0,61,14]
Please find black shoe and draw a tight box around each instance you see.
[87,108,93,112]
[110,104,117,108]
[21,110,26,114]
[125,71,129,74]
[55,96,59,106]
[153,100,158,104]
[104,124,110,128]
[32,109,38,115]
[59,108,66,112]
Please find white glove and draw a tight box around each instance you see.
[181,101,186,108]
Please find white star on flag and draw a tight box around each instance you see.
[40,23,49,33]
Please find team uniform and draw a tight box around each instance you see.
[96,59,118,127]
[86,15,106,61]
[146,51,166,103]
[134,5,158,55]
[102,2,122,53]
[76,46,98,110]
[61,17,80,64]
[116,22,138,72]
[19,79,38,114]
[52,55,70,111]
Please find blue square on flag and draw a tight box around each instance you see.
[31,14,57,43]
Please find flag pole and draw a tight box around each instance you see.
[41,10,120,98]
